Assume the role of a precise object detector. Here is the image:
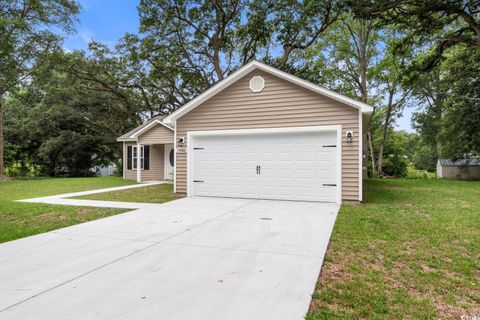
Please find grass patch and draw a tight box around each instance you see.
[74,183,176,204]
[406,167,437,179]
[0,177,135,243]
[307,179,480,320]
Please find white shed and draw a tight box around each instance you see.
[437,159,480,180]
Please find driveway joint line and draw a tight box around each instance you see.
[163,241,326,259]
[52,230,158,244]
[0,199,258,313]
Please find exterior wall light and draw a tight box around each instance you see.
[346,131,353,143]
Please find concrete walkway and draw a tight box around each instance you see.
[2,185,340,320]
[17,181,167,209]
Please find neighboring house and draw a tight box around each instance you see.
[90,163,117,177]
[117,61,374,203]
[437,158,480,180]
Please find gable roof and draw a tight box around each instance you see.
[117,116,173,142]
[439,158,480,166]
[163,60,374,124]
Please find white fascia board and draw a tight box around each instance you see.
[163,60,374,124]
[129,119,174,139]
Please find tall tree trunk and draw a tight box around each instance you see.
[212,44,223,81]
[211,0,224,81]
[278,46,293,70]
[434,97,443,158]
[357,24,374,176]
[377,91,394,176]
[0,98,5,179]
[368,131,377,177]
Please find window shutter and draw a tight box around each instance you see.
[127,146,132,170]
[144,145,150,170]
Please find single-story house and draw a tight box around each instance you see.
[437,158,480,180]
[117,61,374,203]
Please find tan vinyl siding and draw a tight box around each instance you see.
[175,70,361,201]
[123,142,165,181]
[138,124,174,144]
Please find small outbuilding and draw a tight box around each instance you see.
[437,158,480,180]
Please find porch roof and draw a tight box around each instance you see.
[117,116,173,142]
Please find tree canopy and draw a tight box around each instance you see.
[1,0,480,177]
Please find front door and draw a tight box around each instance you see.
[164,144,175,180]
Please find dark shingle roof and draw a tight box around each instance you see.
[117,115,168,141]
[439,158,480,166]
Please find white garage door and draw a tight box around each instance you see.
[190,129,339,202]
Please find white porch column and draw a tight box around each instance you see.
[136,143,141,182]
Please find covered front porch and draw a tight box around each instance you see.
[117,116,175,183]
[124,143,174,183]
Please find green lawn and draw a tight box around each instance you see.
[0,177,135,243]
[308,179,480,320]
[1,177,478,318]
[73,183,176,203]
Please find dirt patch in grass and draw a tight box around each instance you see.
[77,208,102,215]
[35,213,68,222]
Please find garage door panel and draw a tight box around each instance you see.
[191,130,338,202]
[225,152,240,161]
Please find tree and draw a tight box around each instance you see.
[412,141,437,172]
[247,0,341,69]
[441,45,480,158]
[412,45,480,161]
[116,34,205,115]
[61,44,143,128]
[410,65,447,160]
[369,109,412,177]
[309,15,381,176]
[132,0,342,114]
[138,0,245,84]
[351,0,480,70]
[374,32,411,177]
[4,52,135,176]
[0,0,80,179]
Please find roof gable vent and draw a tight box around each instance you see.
[249,76,265,93]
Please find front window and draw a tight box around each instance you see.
[132,145,144,170]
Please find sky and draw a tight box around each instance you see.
[63,0,415,132]
[396,106,414,132]
[63,0,139,51]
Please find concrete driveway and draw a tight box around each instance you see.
[0,196,339,320]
